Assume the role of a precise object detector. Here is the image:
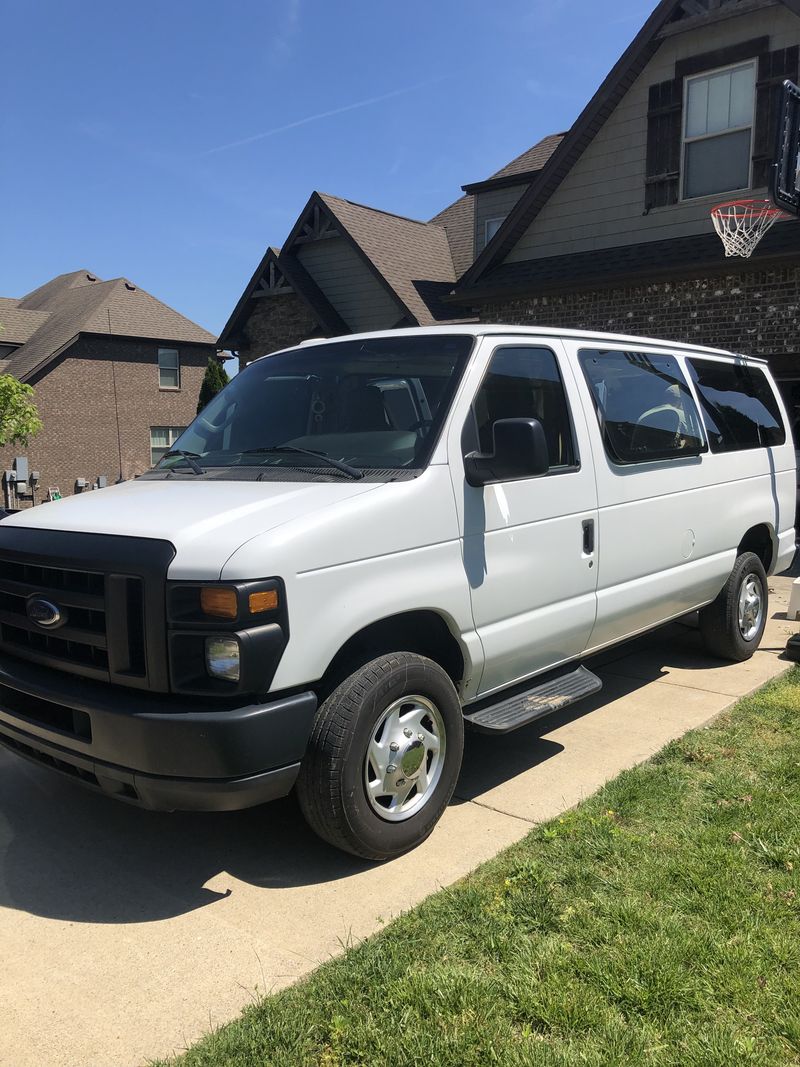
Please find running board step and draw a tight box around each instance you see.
[464,666,602,734]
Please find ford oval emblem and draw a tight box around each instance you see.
[26,597,62,628]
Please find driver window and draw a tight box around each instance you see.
[470,346,577,470]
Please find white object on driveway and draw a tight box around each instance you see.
[0,325,795,859]
[788,576,800,620]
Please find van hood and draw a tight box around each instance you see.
[4,478,381,578]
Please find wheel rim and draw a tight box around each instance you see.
[363,694,446,823]
[738,572,764,642]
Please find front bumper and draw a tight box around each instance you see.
[0,653,317,811]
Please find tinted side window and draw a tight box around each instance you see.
[687,359,786,452]
[472,346,576,470]
[579,349,706,464]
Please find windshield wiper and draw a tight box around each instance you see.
[243,445,364,480]
[159,449,205,475]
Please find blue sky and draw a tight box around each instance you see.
[2,0,655,353]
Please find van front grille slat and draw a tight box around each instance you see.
[0,558,146,684]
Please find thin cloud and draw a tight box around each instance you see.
[270,0,301,63]
[198,77,447,157]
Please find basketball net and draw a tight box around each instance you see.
[711,198,789,258]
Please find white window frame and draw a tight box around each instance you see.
[484,216,506,245]
[150,426,185,465]
[680,59,757,202]
[158,347,180,390]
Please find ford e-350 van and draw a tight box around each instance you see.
[0,327,794,858]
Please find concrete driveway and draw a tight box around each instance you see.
[2,573,798,1067]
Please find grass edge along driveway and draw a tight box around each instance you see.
[155,670,800,1067]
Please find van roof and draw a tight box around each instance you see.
[260,325,766,364]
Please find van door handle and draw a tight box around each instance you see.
[582,519,595,555]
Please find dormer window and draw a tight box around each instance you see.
[485,217,506,244]
[682,61,756,199]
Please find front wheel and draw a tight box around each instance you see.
[296,653,464,860]
[699,551,768,662]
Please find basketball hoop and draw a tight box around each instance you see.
[711,198,789,258]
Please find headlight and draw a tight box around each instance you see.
[205,636,240,682]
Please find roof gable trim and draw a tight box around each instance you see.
[285,192,417,324]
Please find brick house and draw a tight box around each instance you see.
[219,0,800,433]
[0,270,219,505]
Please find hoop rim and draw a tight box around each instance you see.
[710,197,789,219]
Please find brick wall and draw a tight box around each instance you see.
[1,336,213,506]
[238,292,319,367]
[479,265,800,362]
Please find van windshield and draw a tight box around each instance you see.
[159,335,473,478]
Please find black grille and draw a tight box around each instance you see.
[0,558,147,684]
[0,528,175,692]
[0,682,91,740]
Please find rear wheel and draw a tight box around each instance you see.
[296,652,464,860]
[699,551,768,662]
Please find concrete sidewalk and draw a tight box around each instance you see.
[1,575,798,1067]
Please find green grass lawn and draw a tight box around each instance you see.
[157,670,800,1067]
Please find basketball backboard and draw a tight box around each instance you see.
[773,78,800,216]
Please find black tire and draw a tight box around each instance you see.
[699,551,768,662]
[296,652,464,860]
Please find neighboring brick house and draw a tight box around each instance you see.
[219,0,800,434]
[0,270,220,505]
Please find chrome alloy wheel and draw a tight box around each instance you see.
[738,572,764,642]
[363,694,446,822]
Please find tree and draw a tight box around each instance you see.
[0,374,42,447]
[197,357,230,414]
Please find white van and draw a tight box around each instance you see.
[0,327,794,858]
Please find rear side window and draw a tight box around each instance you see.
[579,349,706,464]
[471,346,577,470]
[687,359,786,452]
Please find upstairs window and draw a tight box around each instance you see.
[158,347,180,389]
[683,62,755,199]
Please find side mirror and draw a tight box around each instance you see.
[464,418,550,487]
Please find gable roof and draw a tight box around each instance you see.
[217,245,348,350]
[311,192,459,324]
[1,271,216,381]
[287,192,473,325]
[456,0,800,294]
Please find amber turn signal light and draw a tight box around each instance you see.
[200,587,238,620]
[248,589,279,614]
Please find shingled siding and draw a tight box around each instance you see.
[238,291,319,366]
[0,336,211,503]
[480,265,800,359]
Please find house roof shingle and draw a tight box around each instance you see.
[462,132,567,194]
[0,299,50,345]
[316,192,473,323]
[487,132,568,182]
[1,272,217,381]
[429,195,476,279]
